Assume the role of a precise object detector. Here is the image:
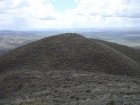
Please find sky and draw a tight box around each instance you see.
[0,0,140,30]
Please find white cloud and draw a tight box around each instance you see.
[72,0,140,18]
[66,0,140,28]
[0,0,140,30]
[0,0,60,30]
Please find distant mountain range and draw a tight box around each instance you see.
[0,33,140,105]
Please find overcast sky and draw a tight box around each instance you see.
[0,0,140,30]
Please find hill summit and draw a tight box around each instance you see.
[0,33,140,105]
[0,33,140,77]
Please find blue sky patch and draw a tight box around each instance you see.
[51,0,77,12]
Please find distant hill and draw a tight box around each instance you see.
[0,50,9,54]
[0,30,13,32]
[0,33,140,105]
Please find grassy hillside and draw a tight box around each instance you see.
[92,39,140,63]
[0,33,140,77]
[0,33,140,105]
